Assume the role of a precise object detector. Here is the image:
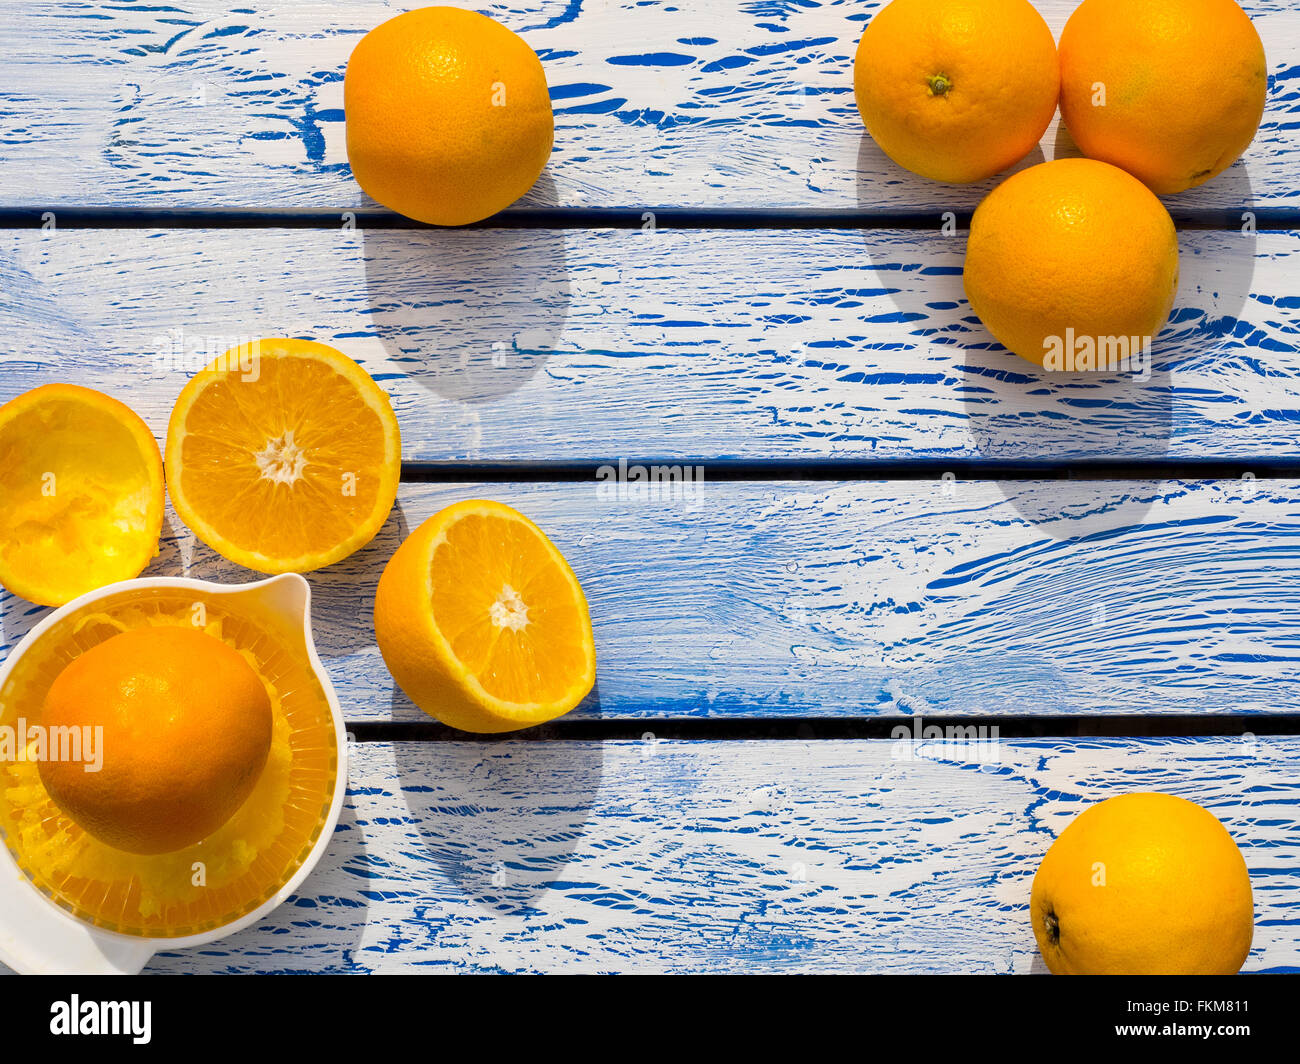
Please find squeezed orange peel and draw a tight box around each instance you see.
[0,591,337,937]
[0,383,164,607]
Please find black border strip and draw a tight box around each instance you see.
[347,715,1300,742]
[397,458,1300,482]
[0,207,1294,231]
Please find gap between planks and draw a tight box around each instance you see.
[347,716,1300,742]
[397,460,1300,483]
[0,207,1292,232]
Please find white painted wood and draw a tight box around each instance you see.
[123,737,1300,973]
[3,479,1297,722]
[1,227,1292,462]
[3,0,1296,983]
[0,1,1290,212]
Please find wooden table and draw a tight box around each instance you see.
[1,0,1297,973]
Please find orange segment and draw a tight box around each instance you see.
[375,500,596,733]
[165,339,401,573]
[0,384,164,606]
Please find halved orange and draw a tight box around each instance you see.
[0,383,164,606]
[374,500,597,733]
[165,339,401,574]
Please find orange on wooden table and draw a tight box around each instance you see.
[1059,0,1267,195]
[375,499,596,733]
[165,338,401,574]
[854,0,1060,184]
[1031,793,1254,974]
[345,6,553,225]
[963,158,1180,368]
[0,383,164,607]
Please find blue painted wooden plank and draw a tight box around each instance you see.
[1,228,1295,463]
[3,480,1297,721]
[117,736,1300,973]
[0,1,1292,212]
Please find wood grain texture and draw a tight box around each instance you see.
[3,0,1297,983]
[1,227,1294,463]
[127,737,1300,973]
[3,479,1297,722]
[0,1,1290,213]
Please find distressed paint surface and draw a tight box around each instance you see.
[1,0,1297,979]
[135,738,1300,973]
[1,227,1295,463]
[2,480,1296,722]
[0,1,1291,212]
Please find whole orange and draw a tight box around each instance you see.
[39,626,273,855]
[345,6,553,225]
[1031,793,1254,975]
[853,0,1060,184]
[1059,0,1267,195]
[963,158,1179,368]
